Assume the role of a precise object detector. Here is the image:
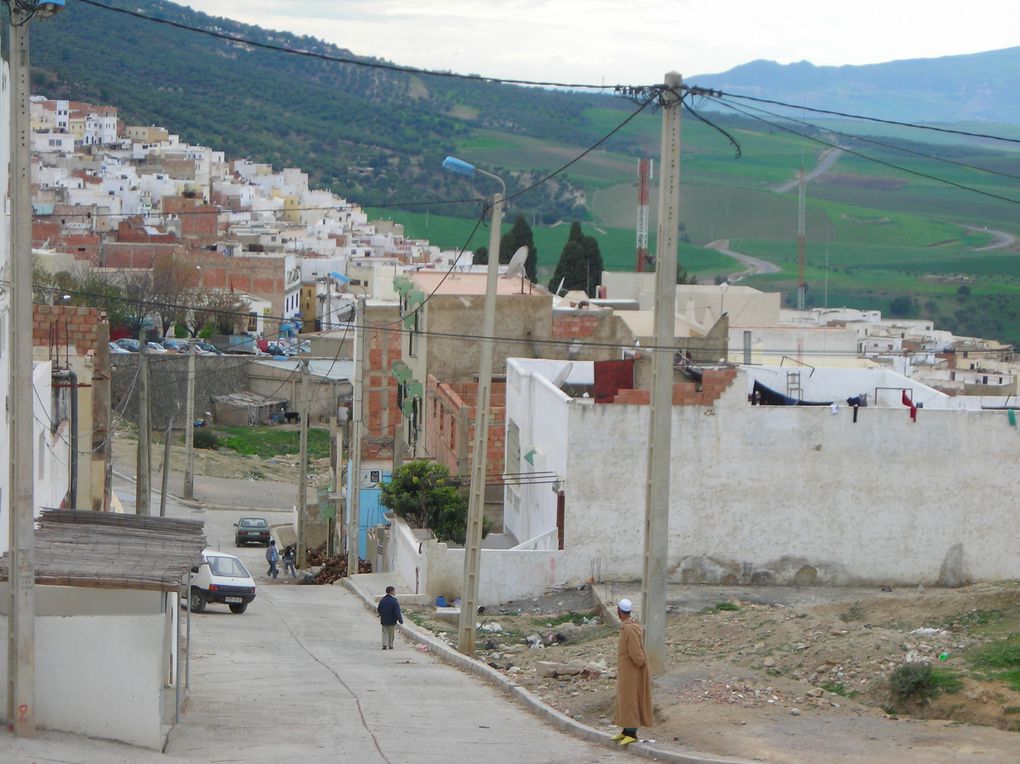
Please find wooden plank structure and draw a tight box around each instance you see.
[0,510,206,592]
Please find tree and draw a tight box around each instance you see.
[499,215,538,282]
[380,460,471,545]
[150,253,200,336]
[187,290,250,337]
[889,295,913,317]
[548,220,602,296]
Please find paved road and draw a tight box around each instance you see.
[773,147,844,193]
[1,476,632,764]
[706,239,781,282]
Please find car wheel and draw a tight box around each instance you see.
[228,602,248,614]
[235,539,242,547]
[189,588,207,613]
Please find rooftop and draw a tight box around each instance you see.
[0,510,206,592]
[410,270,547,297]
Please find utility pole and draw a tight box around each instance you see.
[296,359,309,568]
[7,4,36,736]
[642,71,683,676]
[136,331,151,515]
[797,165,807,311]
[159,413,174,517]
[346,299,366,577]
[183,343,196,500]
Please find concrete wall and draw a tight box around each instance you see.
[555,374,1020,586]
[111,354,251,426]
[0,586,170,749]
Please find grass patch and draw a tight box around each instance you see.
[820,681,850,697]
[889,662,963,702]
[214,426,331,460]
[970,636,1020,691]
[699,601,740,615]
[945,609,1004,629]
[839,603,865,622]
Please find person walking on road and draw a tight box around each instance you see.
[265,539,279,579]
[611,598,652,746]
[283,545,297,578]
[377,586,403,649]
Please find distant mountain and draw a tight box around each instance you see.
[689,47,1020,124]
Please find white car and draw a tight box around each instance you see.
[189,550,257,614]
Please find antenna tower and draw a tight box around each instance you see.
[636,158,651,271]
[797,166,806,311]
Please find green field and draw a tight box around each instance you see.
[383,111,1020,345]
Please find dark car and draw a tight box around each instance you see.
[234,516,271,547]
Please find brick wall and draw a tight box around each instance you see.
[33,304,103,353]
[425,376,506,478]
[610,368,738,406]
[552,313,602,339]
[163,196,219,240]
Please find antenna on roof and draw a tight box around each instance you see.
[552,362,573,390]
[504,246,529,294]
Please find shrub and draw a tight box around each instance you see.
[193,429,219,450]
[889,662,961,702]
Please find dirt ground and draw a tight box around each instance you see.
[111,417,333,485]
[405,583,1020,763]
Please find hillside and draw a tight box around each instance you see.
[28,1,1020,346]
[689,47,1020,124]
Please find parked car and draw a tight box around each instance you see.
[113,338,140,352]
[189,550,256,614]
[193,341,223,355]
[146,341,168,353]
[234,516,271,546]
[161,338,190,353]
[108,341,130,354]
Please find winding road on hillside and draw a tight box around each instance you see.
[707,239,782,281]
[773,147,845,193]
[967,225,1018,251]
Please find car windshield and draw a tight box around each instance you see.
[240,518,267,528]
[207,556,251,578]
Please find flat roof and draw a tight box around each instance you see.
[410,270,547,297]
[0,510,206,592]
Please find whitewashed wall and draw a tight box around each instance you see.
[563,376,1020,585]
[0,587,170,749]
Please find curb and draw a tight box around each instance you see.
[341,578,750,764]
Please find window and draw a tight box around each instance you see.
[247,312,258,332]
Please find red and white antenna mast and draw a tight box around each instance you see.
[636,158,652,271]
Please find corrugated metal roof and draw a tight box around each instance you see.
[0,510,206,592]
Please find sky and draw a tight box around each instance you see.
[178,1,1020,87]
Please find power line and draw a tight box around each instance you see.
[77,0,637,92]
[709,95,1020,206]
[717,98,1020,183]
[699,88,1020,146]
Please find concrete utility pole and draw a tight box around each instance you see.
[7,4,36,736]
[136,331,151,515]
[641,71,683,676]
[458,176,504,656]
[296,359,310,568]
[183,343,196,500]
[346,299,366,577]
[159,414,174,517]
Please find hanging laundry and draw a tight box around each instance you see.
[901,390,917,422]
[1008,409,1017,428]
[846,395,862,423]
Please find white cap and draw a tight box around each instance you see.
[617,598,632,613]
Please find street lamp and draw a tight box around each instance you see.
[5,0,66,737]
[442,155,504,655]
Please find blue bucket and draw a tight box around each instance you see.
[435,596,447,608]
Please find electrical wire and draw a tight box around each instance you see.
[717,97,1020,183]
[707,95,1020,206]
[77,0,638,92]
[699,88,1020,146]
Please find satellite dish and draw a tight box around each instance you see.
[552,362,573,390]
[504,246,528,279]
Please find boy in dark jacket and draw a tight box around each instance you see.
[376,586,403,650]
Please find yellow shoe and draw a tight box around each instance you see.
[610,733,625,742]
[618,736,638,747]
